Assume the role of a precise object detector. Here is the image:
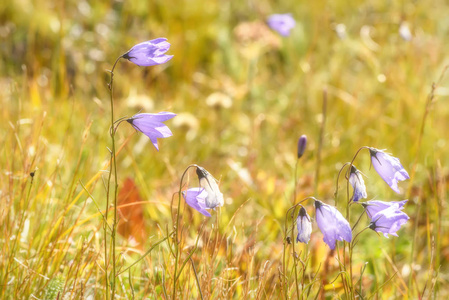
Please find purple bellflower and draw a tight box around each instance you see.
[182,188,211,217]
[349,165,367,202]
[297,135,307,159]
[267,14,296,37]
[361,200,408,219]
[314,199,352,249]
[123,38,174,66]
[296,206,312,244]
[126,112,176,151]
[196,166,224,209]
[368,204,409,238]
[369,148,409,193]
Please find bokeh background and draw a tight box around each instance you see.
[1,0,448,298]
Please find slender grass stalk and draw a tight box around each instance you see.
[116,234,172,276]
[314,88,327,195]
[407,66,448,197]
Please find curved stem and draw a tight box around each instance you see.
[172,164,198,299]
[334,162,351,207]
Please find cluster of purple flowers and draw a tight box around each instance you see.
[295,146,410,249]
[121,38,411,249]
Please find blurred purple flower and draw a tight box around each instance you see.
[314,200,352,249]
[296,206,312,244]
[368,204,409,237]
[123,38,174,66]
[126,112,176,151]
[196,166,224,209]
[297,135,307,159]
[267,14,296,37]
[182,187,211,217]
[369,148,409,193]
[349,165,367,202]
[361,200,408,219]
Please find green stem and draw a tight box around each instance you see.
[107,55,122,300]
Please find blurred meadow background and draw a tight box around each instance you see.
[1,0,449,299]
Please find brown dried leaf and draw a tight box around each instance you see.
[117,177,146,248]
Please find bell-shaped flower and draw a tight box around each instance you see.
[126,112,176,151]
[267,14,296,37]
[349,165,367,202]
[296,206,312,244]
[361,200,407,219]
[182,188,211,217]
[297,135,307,159]
[122,38,174,66]
[368,204,409,238]
[314,200,352,249]
[369,148,409,193]
[196,166,224,209]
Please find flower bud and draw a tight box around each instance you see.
[297,135,307,159]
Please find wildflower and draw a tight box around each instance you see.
[361,200,408,219]
[349,165,367,202]
[182,188,211,217]
[369,148,409,193]
[314,199,352,249]
[122,38,173,66]
[126,112,176,151]
[368,204,409,237]
[399,22,412,41]
[297,135,307,159]
[296,206,312,244]
[266,14,296,37]
[196,166,224,209]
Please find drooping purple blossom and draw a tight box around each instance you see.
[361,200,408,219]
[122,38,174,66]
[267,14,296,37]
[349,165,367,202]
[182,187,211,217]
[196,166,224,209]
[126,112,176,151]
[368,204,409,238]
[297,135,307,159]
[296,206,312,244]
[369,148,409,193]
[314,200,352,249]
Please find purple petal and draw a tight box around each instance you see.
[182,188,211,217]
[349,166,367,202]
[362,200,408,219]
[196,166,224,209]
[296,207,312,244]
[369,205,409,237]
[267,14,296,37]
[127,112,176,151]
[124,38,173,67]
[315,200,352,249]
[370,148,409,193]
